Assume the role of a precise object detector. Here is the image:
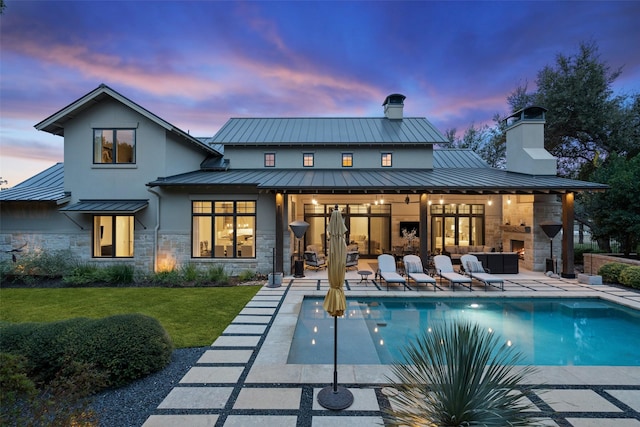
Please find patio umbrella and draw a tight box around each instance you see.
[317,205,353,410]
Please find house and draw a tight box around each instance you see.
[0,86,607,277]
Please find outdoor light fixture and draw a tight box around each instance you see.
[487,197,493,206]
[439,197,444,204]
[405,195,410,204]
[312,197,318,205]
[507,195,512,205]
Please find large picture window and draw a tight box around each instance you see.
[94,129,135,164]
[192,201,256,258]
[93,215,134,257]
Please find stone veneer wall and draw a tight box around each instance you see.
[499,194,562,272]
[583,253,640,276]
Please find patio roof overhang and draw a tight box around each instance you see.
[147,168,608,195]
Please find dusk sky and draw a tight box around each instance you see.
[1,1,639,187]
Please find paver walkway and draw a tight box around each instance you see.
[143,271,640,427]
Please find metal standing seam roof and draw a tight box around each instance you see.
[59,199,149,214]
[147,167,608,194]
[210,117,449,145]
[0,163,69,203]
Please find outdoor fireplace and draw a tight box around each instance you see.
[511,240,525,260]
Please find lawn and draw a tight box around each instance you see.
[0,286,261,348]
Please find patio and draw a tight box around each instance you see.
[143,261,640,426]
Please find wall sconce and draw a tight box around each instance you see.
[507,195,512,205]
[405,195,410,205]
[439,197,444,205]
[312,196,318,205]
[428,196,432,206]
[487,196,493,206]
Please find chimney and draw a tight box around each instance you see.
[383,93,406,120]
[504,106,557,175]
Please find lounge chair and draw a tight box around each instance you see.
[460,254,504,291]
[377,254,408,291]
[433,255,472,291]
[403,254,437,291]
[345,250,359,270]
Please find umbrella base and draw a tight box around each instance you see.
[317,385,354,410]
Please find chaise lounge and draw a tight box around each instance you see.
[460,254,504,291]
[433,255,472,291]
[377,254,408,291]
[403,254,438,291]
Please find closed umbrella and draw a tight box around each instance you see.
[317,205,353,410]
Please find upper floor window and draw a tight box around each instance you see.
[94,129,136,164]
[303,153,314,167]
[381,153,392,167]
[342,153,353,167]
[264,153,276,167]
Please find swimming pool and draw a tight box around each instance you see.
[287,297,640,366]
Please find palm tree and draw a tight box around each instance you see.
[384,320,539,426]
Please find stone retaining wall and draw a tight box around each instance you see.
[583,253,640,275]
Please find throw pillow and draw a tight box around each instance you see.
[466,260,485,273]
[405,260,423,274]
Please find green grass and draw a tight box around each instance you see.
[0,286,261,348]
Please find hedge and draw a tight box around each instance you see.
[0,314,173,391]
[598,262,631,284]
[619,266,640,289]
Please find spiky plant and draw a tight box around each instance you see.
[384,320,539,426]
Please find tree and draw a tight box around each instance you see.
[582,154,640,256]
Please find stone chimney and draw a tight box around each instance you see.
[383,94,406,120]
[505,106,557,175]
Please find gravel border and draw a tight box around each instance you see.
[89,347,207,427]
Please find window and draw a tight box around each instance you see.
[93,216,134,257]
[381,153,392,167]
[342,153,353,167]
[192,201,256,258]
[303,153,314,167]
[94,129,135,164]
[264,153,275,167]
[431,204,485,252]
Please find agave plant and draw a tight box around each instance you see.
[384,320,539,426]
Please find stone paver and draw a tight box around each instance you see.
[565,418,640,427]
[212,335,261,347]
[224,415,298,426]
[539,389,623,412]
[223,324,267,335]
[607,389,640,411]
[179,366,244,383]
[233,387,302,410]
[197,349,253,364]
[157,387,233,409]
[142,414,219,427]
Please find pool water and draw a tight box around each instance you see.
[287,297,640,366]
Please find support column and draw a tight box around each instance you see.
[561,192,575,278]
[419,193,428,264]
[276,193,284,274]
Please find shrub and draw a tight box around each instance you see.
[62,263,106,286]
[238,269,256,281]
[384,320,537,427]
[104,263,135,284]
[619,266,640,289]
[0,352,37,423]
[8,249,78,280]
[205,264,229,285]
[0,314,173,391]
[150,269,182,286]
[180,263,201,283]
[598,262,631,284]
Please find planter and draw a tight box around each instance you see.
[577,273,602,285]
[267,272,283,288]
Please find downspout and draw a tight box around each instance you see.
[147,187,161,272]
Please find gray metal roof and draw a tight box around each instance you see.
[210,117,449,145]
[59,199,149,214]
[0,163,69,203]
[432,149,489,168]
[147,167,607,194]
